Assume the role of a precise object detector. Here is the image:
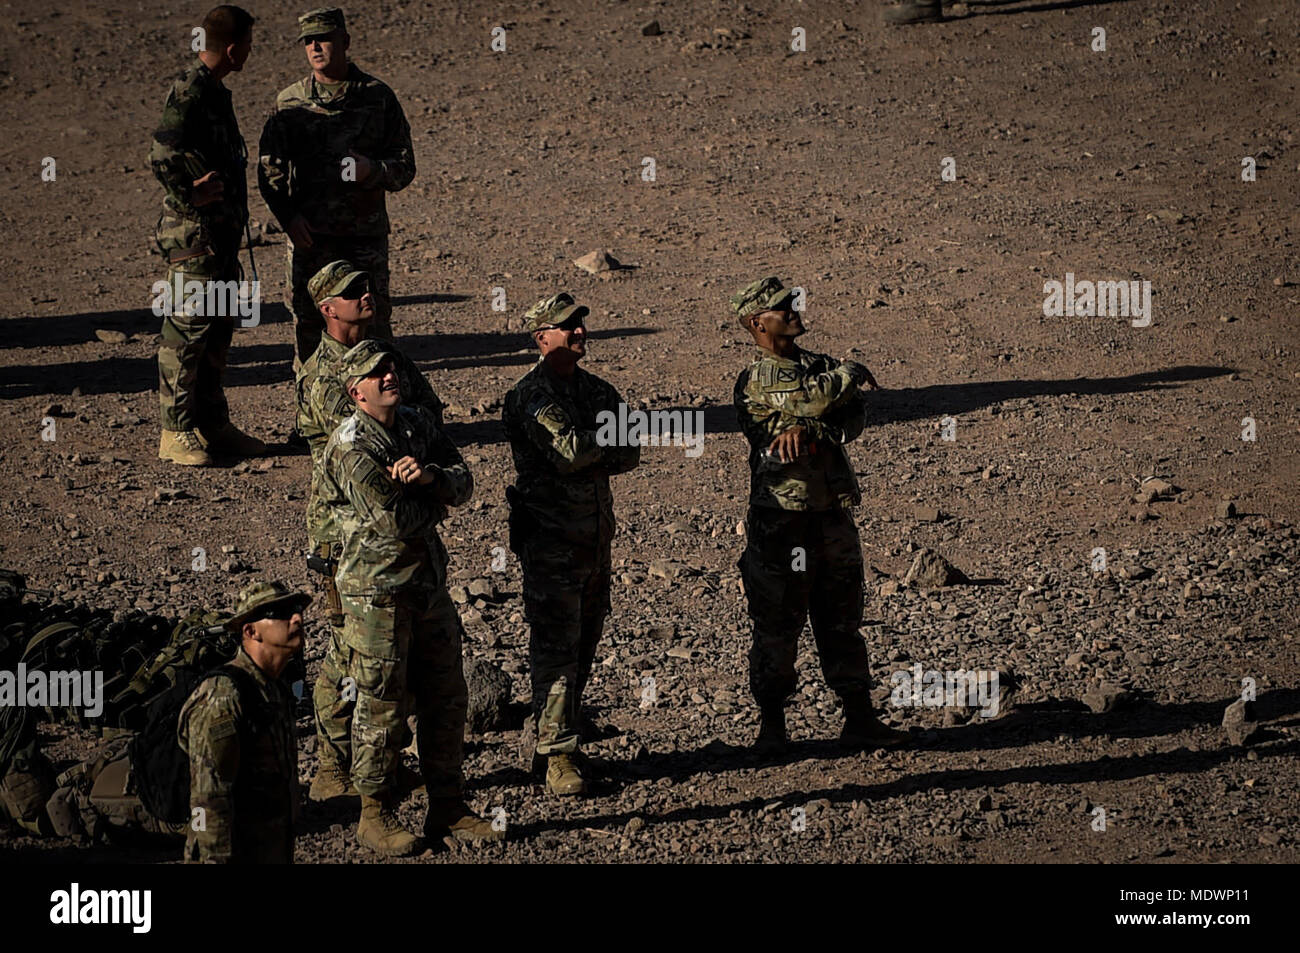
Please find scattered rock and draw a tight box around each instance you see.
[449,585,469,605]
[913,505,942,523]
[574,249,622,274]
[1222,699,1261,746]
[1082,679,1136,714]
[1216,500,1238,519]
[1136,477,1177,504]
[903,549,968,588]
[94,329,129,344]
[465,659,514,733]
[641,20,662,36]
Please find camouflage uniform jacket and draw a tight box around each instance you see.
[177,647,297,864]
[258,64,415,237]
[321,404,471,597]
[734,347,865,511]
[296,335,445,549]
[502,359,640,548]
[149,60,248,258]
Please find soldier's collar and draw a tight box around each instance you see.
[754,346,804,365]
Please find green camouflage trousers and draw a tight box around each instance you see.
[518,535,612,755]
[157,248,240,432]
[288,235,391,369]
[309,542,350,768]
[739,506,873,707]
[336,587,467,799]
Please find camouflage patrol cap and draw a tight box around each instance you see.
[308,259,370,306]
[338,338,396,389]
[730,276,795,320]
[522,292,589,334]
[227,580,311,631]
[297,7,346,41]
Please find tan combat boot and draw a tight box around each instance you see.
[545,753,587,796]
[425,797,506,844]
[158,429,214,466]
[308,752,357,802]
[200,420,267,457]
[356,795,421,857]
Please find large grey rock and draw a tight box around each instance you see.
[465,658,513,733]
[903,549,967,588]
[1222,699,1261,746]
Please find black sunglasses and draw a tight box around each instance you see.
[339,278,370,300]
[262,603,303,621]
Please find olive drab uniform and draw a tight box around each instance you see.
[503,360,641,756]
[734,347,879,709]
[258,64,416,365]
[318,404,472,800]
[149,60,249,433]
[296,338,445,772]
[177,647,298,863]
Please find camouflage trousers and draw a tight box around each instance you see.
[310,542,349,769]
[44,737,186,843]
[333,587,467,799]
[517,535,612,756]
[738,506,873,707]
[157,246,241,432]
[288,235,391,370]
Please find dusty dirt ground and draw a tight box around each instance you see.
[1,0,1297,864]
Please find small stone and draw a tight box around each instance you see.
[574,249,622,274]
[467,578,495,600]
[641,20,662,36]
[914,506,942,523]
[975,794,993,811]
[646,623,676,641]
[1216,500,1238,519]
[1082,680,1135,714]
[903,549,967,588]
[94,329,129,344]
[449,585,469,605]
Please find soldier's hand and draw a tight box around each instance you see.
[287,215,314,249]
[768,426,808,463]
[348,151,376,184]
[191,171,224,208]
[390,456,433,486]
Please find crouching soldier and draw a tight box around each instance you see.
[178,581,309,863]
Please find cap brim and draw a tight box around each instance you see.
[227,592,313,630]
[319,269,370,303]
[764,289,795,312]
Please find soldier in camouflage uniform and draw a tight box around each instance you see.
[502,294,641,796]
[295,261,444,801]
[318,341,499,855]
[150,4,266,467]
[731,277,908,752]
[258,7,416,368]
[177,581,310,864]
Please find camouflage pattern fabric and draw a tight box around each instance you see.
[258,65,414,365]
[149,60,248,432]
[149,61,249,260]
[286,235,392,368]
[298,334,445,550]
[312,624,353,771]
[738,507,874,707]
[733,347,869,511]
[320,402,472,798]
[320,404,471,600]
[45,737,187,843]
[502,360,640,753]
[298,337,445,770]
[177,648,298,864]
[334,587,468,799]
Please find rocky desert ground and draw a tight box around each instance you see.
[0,0,1297,865]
